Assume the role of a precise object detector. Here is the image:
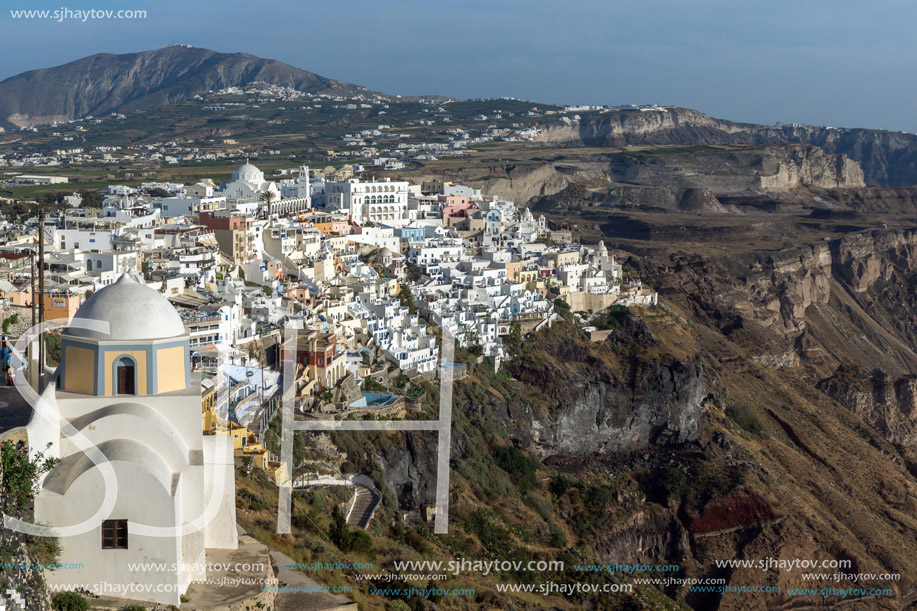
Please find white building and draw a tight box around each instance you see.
[219,162,279,202]
[52,228,114,252]
[280,165,312,201]
[158,196,226,218]
[219,162,310,215]
[28,274,238,606]
[327,177,409,224]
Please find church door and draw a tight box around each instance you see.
[115,358,136,395]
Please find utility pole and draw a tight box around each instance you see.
[29,250,35,326]
[37,203,45,382]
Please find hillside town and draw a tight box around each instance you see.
[0,161,656,439]
[0,85,550,173]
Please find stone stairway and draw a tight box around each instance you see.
[346,481,381,529]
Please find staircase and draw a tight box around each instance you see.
[345,479,381,529]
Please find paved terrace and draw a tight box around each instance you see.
[0,384,32,437]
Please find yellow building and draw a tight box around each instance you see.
[298,212,335,234]
[44,292,82,323]
[202,378,218,433]
[200,383,283,484]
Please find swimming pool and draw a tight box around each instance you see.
[348,392,398,409]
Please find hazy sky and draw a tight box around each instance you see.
[3,0,916,132]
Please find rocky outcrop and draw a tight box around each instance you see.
[536,107,752,147]
[375,432,438,510]
[828,231,917,292]
[489,317,708,458]
[618,145,864,195]
[422,161,596,208]
[594,504,692,566]
[818,365,917,445]
[546,353,706,456]
[645,229,917,341]
[677,188,729,214]
[760,144,865,189]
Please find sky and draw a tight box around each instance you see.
[2,0,916,132]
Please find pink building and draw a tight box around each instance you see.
[442,198,478,219]
[332,220,353,235]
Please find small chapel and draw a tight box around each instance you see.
[27,273,238,606]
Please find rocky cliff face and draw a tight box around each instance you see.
[593,504,692,566]
[376,432,439,510]
[818,365,917,445]
[544,352,705,456]
[489,316,706,458]
[537,106,917,187]
[536,107,752,147]
[644,229,917,341]
[760,144,865,189]
[430,144,863,210]
[619,144,864,196]
[634,227,917,448]
[423,161,594,208]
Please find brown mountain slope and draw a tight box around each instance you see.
[0,46,375,128]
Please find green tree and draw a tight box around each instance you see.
[1,312,18,334]
[404,261,423,283]
[508,321,523,342]
[144,187,172,198]
[45,332,62,366]
[328,506,373,553]
[494,446,539,493]
[398,284,416,314]
[260,189,278,211]
[1,441,58,508]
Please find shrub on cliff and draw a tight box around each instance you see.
[494,446,540,493]
[726,403,765,437]
[51,592,88,611]
[329,506,372,554]
[644,461,746,511]
[27,528,60,567]
[592,305,629,330]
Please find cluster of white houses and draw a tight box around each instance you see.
[0,159,660,607]
[4,160,657,381]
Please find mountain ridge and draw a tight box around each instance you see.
[5,46,917,188]
[0,45,440,129]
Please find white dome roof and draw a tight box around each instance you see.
[66,274,186,341]
[231,162,264,184]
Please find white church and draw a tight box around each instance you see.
[219,161,311,216]
[26,274,238,606]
